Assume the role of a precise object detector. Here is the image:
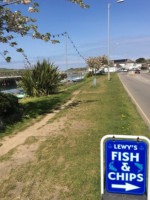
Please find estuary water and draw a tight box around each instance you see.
[2,88,20,94]
[1,73,85,94]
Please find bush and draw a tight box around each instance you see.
[21,60,61,97]
[0,92,22,130]
[60,73,67,80]
[84,71,94,78]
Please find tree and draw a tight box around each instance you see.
[146,58,150,63]
[21,60,60,96]
[136,58,146,63]
[86,56,108,73]
[0,0,89,62]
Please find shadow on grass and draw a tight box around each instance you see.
[23,96,62,118]
[0,92,69,135]
[0,78,92,136]
[66,99,100,109]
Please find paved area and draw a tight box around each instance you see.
[118,72,150,129]
[102,190,147,200]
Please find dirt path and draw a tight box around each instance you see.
[0,84,93,199]
[0,90,80,157]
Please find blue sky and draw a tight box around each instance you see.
[1,0,150,70]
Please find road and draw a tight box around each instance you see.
[118,72,150,129]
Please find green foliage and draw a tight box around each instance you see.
[0,68,24,76]
[86,56,109,72]
[84,71,94,78]
[59,73,67,80]
[0,92,22,130]
[21,60,61,97]
[1,75,150,199]
[5,56,11,62]
[136,57,146,63]
[0,78,89,137]
[0,0,89,63]
[0,92,18,117]
[51,40,60,44]
[67,67,87,73]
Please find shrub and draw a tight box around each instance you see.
[59,73,67,80]
[0,92,22,130]
[21,60,60,97]
[84,71,94,78]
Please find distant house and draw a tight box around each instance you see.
[113,59,128,67]
[141,63,149,69]
[88,58,144,73]
[104,67,117,73]
[113,59,142,70]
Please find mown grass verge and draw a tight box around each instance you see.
[0,74,149,200]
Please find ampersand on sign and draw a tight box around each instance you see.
[121,162,130,171]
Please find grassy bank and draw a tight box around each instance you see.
[0,79,90,139]
[0,74,149,199]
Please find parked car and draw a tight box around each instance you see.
[117,68,128,72]
[123,69,128,72]
[117,68,123,72]
[135,69,140,74]
[95,69,105,75]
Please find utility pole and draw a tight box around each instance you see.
[65,32,68,87]
[108,3,110,81]
[107,0,124,81]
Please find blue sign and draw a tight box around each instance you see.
[105,140,147,195]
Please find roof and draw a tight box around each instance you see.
[113,59,135,64]
[113,59,127,63]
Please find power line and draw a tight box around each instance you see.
[49,31,86,61]
[27,31,86,62]
[7,40,32,67]
[2,31,86,67]
[66,32,86,62]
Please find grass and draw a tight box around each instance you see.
[0,148,17,162]
[0,79,90,139]
[24,136,39,145]
[0,74,149,199]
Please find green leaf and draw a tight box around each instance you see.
[32,3,39,7]
[33,8,39,12]
[16,48,24,52]
[51,40,60,44]
[5,8,10,11]
[7,35,14,40]
[5,56,11,62]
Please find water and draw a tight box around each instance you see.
[1,88,21,94]
[68,74,84,81]
[60,74,84,83]
[1,73,85,94]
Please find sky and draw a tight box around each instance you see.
[0,0,150,71]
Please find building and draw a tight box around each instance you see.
[87,59,144,73]
[113,59,142,70]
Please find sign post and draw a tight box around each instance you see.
[100,135,150,200]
